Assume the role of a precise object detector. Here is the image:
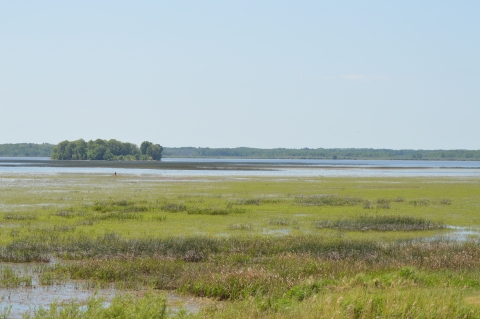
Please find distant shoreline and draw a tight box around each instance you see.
[1,158,480,171]
[1,143,480,161]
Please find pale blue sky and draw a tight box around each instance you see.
[1,1,479,149]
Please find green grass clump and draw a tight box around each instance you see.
[268,218,297,226]
[410,198,429,206]
[0,267,32,288]
[92,211,143,221]
[90,200,148,213]
[314,215,444,231]
[294,195,363,206]
[4,213,37,221]
[161,203,187,212]
[440,199,452,205]
[230,197,283,206]
[187,207,246,215]
[229,223,252,231]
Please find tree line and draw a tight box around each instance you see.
[0,143,55,157]
[51,139,163,161]
[2,144,480,161]
[162,147,480,161]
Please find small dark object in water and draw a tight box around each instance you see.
[114,172,116,176]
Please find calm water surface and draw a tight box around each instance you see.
[0,158,479,177]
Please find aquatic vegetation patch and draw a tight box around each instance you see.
[314,215,444,231]
[229,223,252,231]
[230,197,284,206]
[187,207,246,215]
[268,218,297,226]
[23,292,167,319]
[294,195,363,206]
[89,200,148,213]
[364,199,391,209]
[410,198,429,206]
[161,203,187,212]
[3,213,38,221]
[0,267,32,288]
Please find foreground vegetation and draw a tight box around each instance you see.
[1,174,480,317]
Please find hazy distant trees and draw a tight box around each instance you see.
[0,143,55,157]
[51,139,163,161]
[162,147,480,161]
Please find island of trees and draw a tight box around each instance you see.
[50,139,163,161]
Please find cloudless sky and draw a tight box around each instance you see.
[1,1,479,149]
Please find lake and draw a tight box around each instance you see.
[0,157,479,177]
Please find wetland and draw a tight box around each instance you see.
[0,164,480,318]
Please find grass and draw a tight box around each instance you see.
[293,195,363,206]
[0,267,32,288]
[23,292,168,319]
[314,215,444,231]
[1,173,480,317]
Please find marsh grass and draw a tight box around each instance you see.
[230,197,284,206]
[187,207,246,215]
[161,203,187,212]
[314,215,444,231]
[229,223,252,231]
[440,199,452,205]
[0,267,32,288]
[294,195,363,206]
[23,292,168,319]
[268,218,298,227]
[375,198,391,209]
[364,199,391,209]
[52,209,86,218]
[92,211,143,221]
[2,174,480,318]
[3,213,38,221]
[152,215,167,222]
[410,198,429,206]
[89,200,148,213]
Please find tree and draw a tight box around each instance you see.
[140,141,153,155]
[147,144,163,160]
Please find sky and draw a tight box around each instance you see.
[1,1,479,149]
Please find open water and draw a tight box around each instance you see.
[0,158,480,177]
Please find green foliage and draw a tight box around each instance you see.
[50,139,162,161]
